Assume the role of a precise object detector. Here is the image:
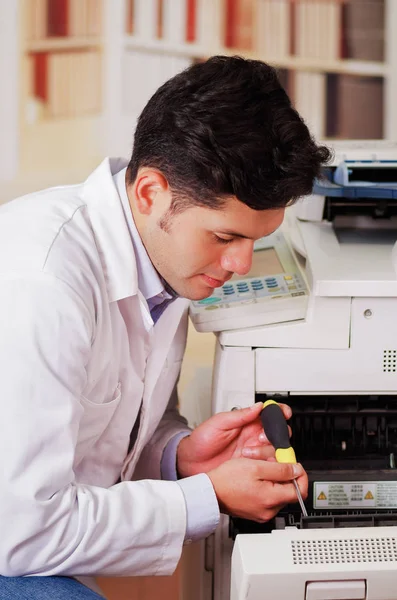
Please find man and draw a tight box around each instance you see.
[0,56,330,599]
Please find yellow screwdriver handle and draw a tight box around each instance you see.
[261,400,297,464]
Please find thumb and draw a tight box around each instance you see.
[214,402,263,430]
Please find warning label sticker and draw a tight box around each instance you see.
[313,481,397,509]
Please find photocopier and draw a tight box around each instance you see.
[190,141,397,600]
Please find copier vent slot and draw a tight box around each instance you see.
[383,350,397,372]
[291,537,397,565]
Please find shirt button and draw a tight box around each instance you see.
[185,538,193,545]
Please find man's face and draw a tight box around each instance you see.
[135,177,285,301]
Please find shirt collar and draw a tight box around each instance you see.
[113,167,174,303]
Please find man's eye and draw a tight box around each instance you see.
[214,235,233,245]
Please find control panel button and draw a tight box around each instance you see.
[198,296,222,305]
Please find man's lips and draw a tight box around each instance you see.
[201,274,232,287]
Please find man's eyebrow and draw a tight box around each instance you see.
[218,227,279,239]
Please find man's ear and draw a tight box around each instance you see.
[132,168,169,216]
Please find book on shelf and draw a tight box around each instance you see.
[26,0,48,41]
[292,70,326,139]
[293,0,342,61]
[326,74,384,139]
[255,0,290,60]
[342,0,385,62]
[186,0,197,42]
[47,0,68,37]
[69,0,102,38]
[126,0,134,34]
[122,51,191,117]
[225,0,255,50]
[28,49,101,120]
[26,0,102,41]
[127,0,198,44]
[162,0,188,45]
[130,0,159,39]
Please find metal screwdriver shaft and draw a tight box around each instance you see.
[260,400,308,517]
[292,479,308,517]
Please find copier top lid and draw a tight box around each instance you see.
[326,140,397,165]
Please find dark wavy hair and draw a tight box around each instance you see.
[127,55,331,213]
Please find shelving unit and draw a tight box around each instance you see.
[1,0,397,204]
[26,37,102,52]
[105,0,396,151]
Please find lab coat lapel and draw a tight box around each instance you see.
[121,298,188,480]
[142,298,189,407]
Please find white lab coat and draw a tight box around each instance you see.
[0,158,192,579]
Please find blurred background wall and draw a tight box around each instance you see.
[0,1,394,598]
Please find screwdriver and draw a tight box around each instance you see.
[260,399,308,516]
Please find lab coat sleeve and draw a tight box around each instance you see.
[0,274,187,577]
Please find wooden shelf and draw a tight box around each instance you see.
[124,36,388,78]
[26,36,103,53]
[124,35,204,58]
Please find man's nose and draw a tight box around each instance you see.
[221,241,254,276]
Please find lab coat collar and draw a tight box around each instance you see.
[82,157,139,303]
[113,167,165,302]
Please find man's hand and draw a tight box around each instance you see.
[177,402,291,478]
[208,458,308,522]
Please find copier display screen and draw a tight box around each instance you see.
[232,247,284,280]
[190,229,308,332]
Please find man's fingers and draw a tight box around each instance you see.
[254,460,304,482]
[278,403,292,420]
[269,481,305,506]
[241,445,276,460]
[214,402,263,430]
[295,473,309,498]
[215,402,291,433]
